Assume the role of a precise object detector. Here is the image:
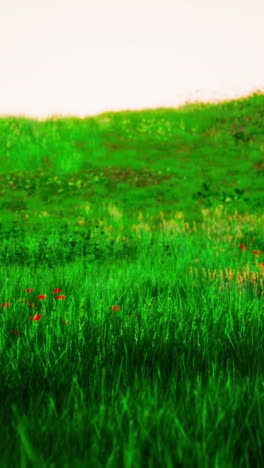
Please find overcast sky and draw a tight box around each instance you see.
[1,0,263,120]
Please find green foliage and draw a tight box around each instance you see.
[0,90,264,467]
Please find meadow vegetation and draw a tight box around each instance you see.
[0,89,264,467]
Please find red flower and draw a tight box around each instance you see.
[29,314,42,321]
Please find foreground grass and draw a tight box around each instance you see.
[0,90,264,467]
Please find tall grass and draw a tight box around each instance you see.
[0,89,264,467]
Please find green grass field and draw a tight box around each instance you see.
[0,89,264,467]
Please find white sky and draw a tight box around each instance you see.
[1,0,264,120]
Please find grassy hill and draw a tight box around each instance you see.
[0,89,263,467]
